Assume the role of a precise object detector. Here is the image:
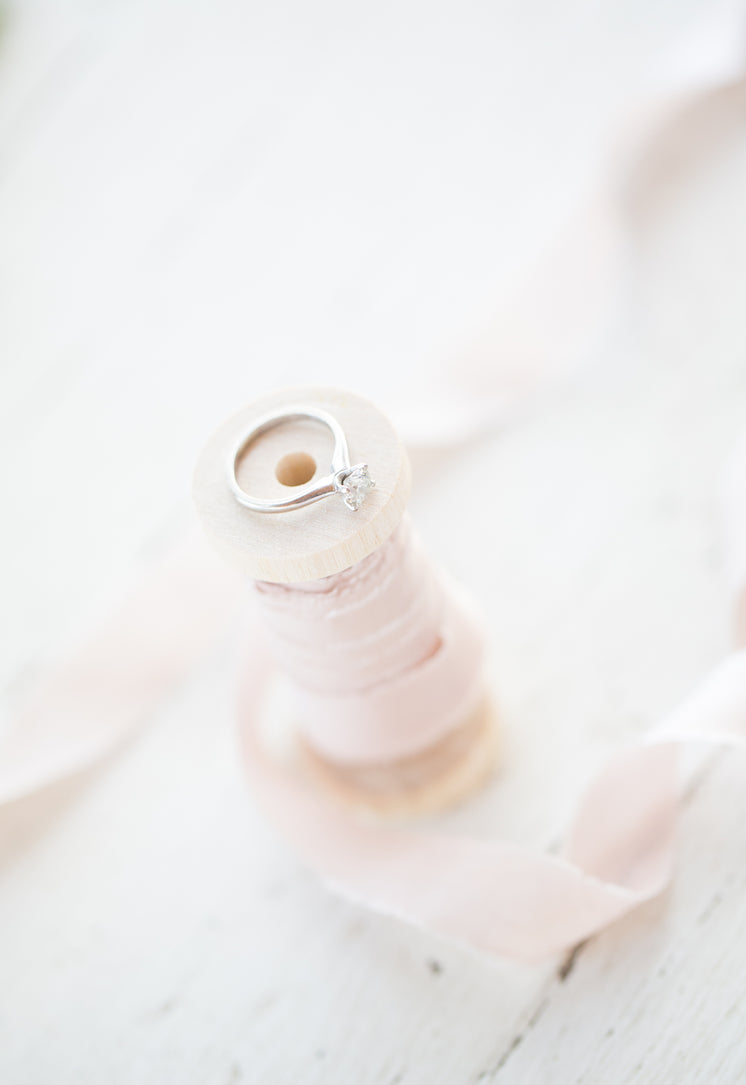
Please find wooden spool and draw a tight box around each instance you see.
[193,387,497,817]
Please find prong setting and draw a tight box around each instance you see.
[334,464,375,511]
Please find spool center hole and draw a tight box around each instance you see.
[275,451,317,487]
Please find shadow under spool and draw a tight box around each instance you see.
[193,386,498,817]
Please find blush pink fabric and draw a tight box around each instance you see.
[252,519,486,765]
[4,7,746,960]
[235,596,746,961]
[0,537,237,805]
[1,442,746,962]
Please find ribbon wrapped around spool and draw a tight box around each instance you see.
[5,393,746,960]
[190,388,746,960]
[193,386,499,816]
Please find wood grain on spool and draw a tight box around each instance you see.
[194,387,497,816]
[193,387,411,584]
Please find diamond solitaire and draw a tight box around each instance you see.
[335,464,376,511]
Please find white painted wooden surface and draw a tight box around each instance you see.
[2,2,746,1082]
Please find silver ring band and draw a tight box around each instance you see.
[227,405,375,513]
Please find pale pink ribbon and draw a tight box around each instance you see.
[252,520,487,766]
[0,538,238,805]
[236,591,746,962]
[3,7,746,959]
[1,444,746,962]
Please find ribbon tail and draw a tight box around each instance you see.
[0,535,239,805]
